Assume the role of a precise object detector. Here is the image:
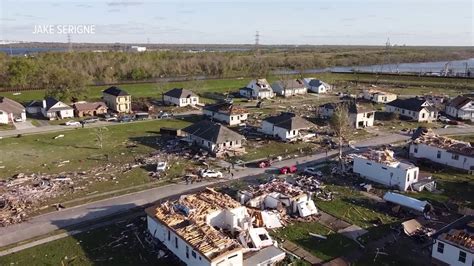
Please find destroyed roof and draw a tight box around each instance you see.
[0,97,24,114]
[72,102,107,111]
[183,120,245,143]
[147,188,243,260]
[355,149,416,169]
[103,86,129,96]
[447,95,473,109]
[383,192,431,213]
[243,245,285,265]
[273,79,306,89]
[203,102,248,115]
[247,79,272,91]
[164,88,197,98]
[320,101,374,114]
[304,78,329,87]
[263,113,312,131]
[432,215,473,252]
[245,179,306,198]
[412,128,474,157]
[364,89,396,96]
[386,97,436,112]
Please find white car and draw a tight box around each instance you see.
[156,162,168,172]
[13,117,23,122]
[438,116,450,123]
[303,167,323,177]
[200,169,223,178]
[64,121,81,126]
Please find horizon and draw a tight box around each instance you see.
[1,0,473,46]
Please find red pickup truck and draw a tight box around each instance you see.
[280,165,297,174]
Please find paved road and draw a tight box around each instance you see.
[0,126,473,248]
[0,111,202,138]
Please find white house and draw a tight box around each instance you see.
[352,149,419,191]
[271,79,307,97]
[182,120,245,156]
[410,129,474,172]
[203,103,248,126]
[362,89,397,103]
[40,97,74,120]
[0,97,26,124]
[303,78,331,94]
[239,79,274,99]
[163,88,199,107]
[385,98,437,122]
[431,215,473,266]
[445,95,474,121]
[260,113,312,141]
[146,188,285,266]
[318,101,375,129]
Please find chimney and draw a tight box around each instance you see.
[42,99,47,109]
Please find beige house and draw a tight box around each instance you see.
[102,86,131,113]
[362,89,397,103]
[385,98,437,122]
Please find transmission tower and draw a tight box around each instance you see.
[254,31,260,56]
[67,34,73,52]
[380,38,392,73]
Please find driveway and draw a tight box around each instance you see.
[12,120,36,130]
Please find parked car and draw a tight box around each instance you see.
[280,165,297,174]
[135,112,150,120]
[303,167,323,176]
[156,162,168,172]
[13,117,23,122]
[158,112,172,119]
[258,160,272,168]
[199,169,223,178]
[438,116,451,123]
[119,116,133,123]
[64,120,81,126]
[82,117,99,124]
[104,117,118,122]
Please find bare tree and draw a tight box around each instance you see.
[329,104,350,169]
[93,127,109,149]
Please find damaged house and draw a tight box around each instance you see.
[271,79,307,97]
[431,215,473,266]
[163,88,200,107]
[318,101,375,129]
[0,97,26,124]
[145,188,285,266]
[203,103,249,126]
[353,149,421,191]
[182,120,246,156]
[445,94,474,122]
[385,97,437,122]
[410,129,474,172]
[362,89,397,104]
[302,78,331,94]
[260,113,313,141]
[238,180,318,223]
[239,79,274,100]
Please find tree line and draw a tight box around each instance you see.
[0,47,472,101]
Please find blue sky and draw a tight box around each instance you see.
[1,0,473,45]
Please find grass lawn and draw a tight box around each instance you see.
[273,221,358,262]
[0,123,15,131]
[0,119,190,178]
[409,169,474,208]
[449,134,474,142]
[0,215,182,266]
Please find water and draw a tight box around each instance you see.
[0,47,67,55]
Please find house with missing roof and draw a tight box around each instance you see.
[102,86,131,113]
[163,88,200,107]
[36,97,74,120]
[445,95,474,122]
[318,101,375,129]
[260,113,312,141]
[352,149,420,191]
[303,78,331,94]
[0,97,26,124]
[182,120,245,156]
[385,97,437,122]
[362,89,397,103]
[239,79,274,99]
[145,188,286,266]
[271,79,307,97]
[203,103,249,126]
[72,102,108,117]
[431,215,473,266]
[409,129,474,172]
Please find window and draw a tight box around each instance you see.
[437,242,444,253]
[458,250,466,263]
[366,162,372,165]
[228,254,238,259]
[381,167,387,170]
[422,113,426,118]
[452,154,459,160]
[437,151,442,159]
[192,251,197,259]
[168,230,170,241]
[175,237,178,248]
[186,246,189,259]
[414,146,418,153]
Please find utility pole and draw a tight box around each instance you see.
[254,31,260,56]
[67,34,73,52]
[380,38,391,73]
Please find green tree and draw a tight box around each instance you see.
[44,67,89,101]
[7,59,38,89]
[329,103,350,169]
